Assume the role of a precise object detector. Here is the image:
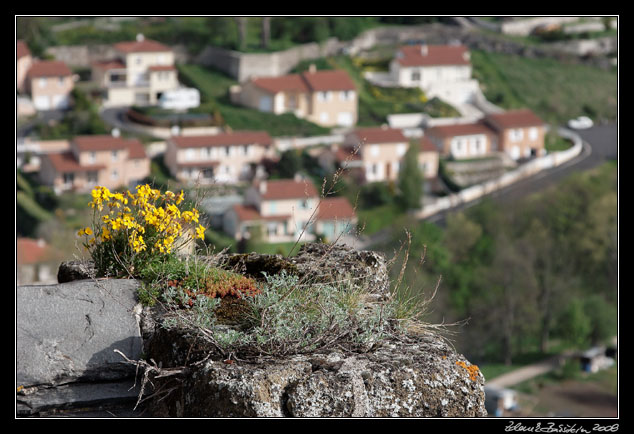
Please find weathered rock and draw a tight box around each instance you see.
[145,332,486,417]
[213,243,390,300]
[16,279,144,415]
[141,244,486,417]
[57,260,96,283]
[19,244,487,418]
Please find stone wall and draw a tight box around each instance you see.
[16,245,487,418]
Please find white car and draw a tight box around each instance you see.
[568,116,594,130]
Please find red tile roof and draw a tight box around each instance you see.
[396,44,471,67]
[127,139,148,159]
[301,69,356,92]
[419,136,438,152]
[73,135,143,152]
[17,238,62,265]
[27,61,72,78]
[335,146,362,162]
[232,204,261,221]
[170,131,272,148]
[231,204,291,222]
[148,65,176,72]
[114,39,171,53]
[92,60,126,70]
[45,151,105,173]
[17,40,30,59]
[257,179,319,201]
[252,69,356,94]
[253,74,309,93]
[485,109,545,130]
[426,122,495,138]
[349,127,408,145]
[317,197,356,220]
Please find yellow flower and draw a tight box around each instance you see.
[175,190,185,205]
[195,224,206,240]
[78,227,93,236]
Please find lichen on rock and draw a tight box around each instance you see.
[140,243,487,417]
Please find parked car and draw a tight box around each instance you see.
[568,116,593,130]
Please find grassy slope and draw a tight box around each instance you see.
[471,50,617,125]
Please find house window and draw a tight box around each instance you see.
[267,222,278,237]
[58,77,65,87]
[511,129,524,141]
[411,71,421,82]
[299,199,310,210]
[39,78,47,88]
[529,127,538,141]
[320,112,329,123]
[340,90,355,101]
[87,171,98,184]
[111,169,119,180]
[89,152,96,164]
[63,172,74,186]
[371,145,379,157]
[396,144,406,157]
[136,56,143,65]
[185,149,195,161]
[111,150,119,162]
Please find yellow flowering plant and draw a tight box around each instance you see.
[78,184,206,277]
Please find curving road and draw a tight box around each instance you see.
[426,123,617,225]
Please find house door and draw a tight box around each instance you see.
[259,96,273,112]
[385,162,391,180]
[34,96,50,110]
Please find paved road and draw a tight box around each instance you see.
[426,123,617,226]
[354,123,617,248]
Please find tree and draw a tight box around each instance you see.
[261,17,271,49]
[397,142,423,211]
[235,17,248,51]
[275,149,302,179]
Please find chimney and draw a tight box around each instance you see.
[308,63,316,74]
[420,44,428,56]
[294,172,303,182]
[111,128,120,138]
[136,33,145,42]
[259,181,267,194]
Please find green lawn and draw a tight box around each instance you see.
[471,50,617,126]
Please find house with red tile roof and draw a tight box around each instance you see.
[424,108,547,161]
[17,238,65,285]
[234,65,358,127]
[39,133,150,194]
[25,60,74,110]
[339,126,438,184]
[222,177,357,243]
[425,121,497,160]
[17,40,33,94]
[91,34,179,107]
[389,44,479,105]
[164,130,275,185]
[482,109,546,160]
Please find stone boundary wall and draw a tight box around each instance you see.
[196,38,345,82]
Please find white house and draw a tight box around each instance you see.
[389,44,479,105]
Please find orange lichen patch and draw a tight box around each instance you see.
[455,360,480,381]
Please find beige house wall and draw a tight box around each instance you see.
[28,75,74,110]
[165,140,272,184]
[418,151,439,179]
[305,90,357,127]
[497,126,546,159]
[17,55,33,93]
[121,51,174,88]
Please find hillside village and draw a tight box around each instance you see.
[16,16,614,285]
